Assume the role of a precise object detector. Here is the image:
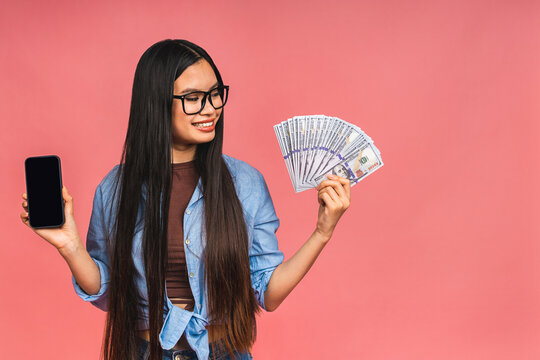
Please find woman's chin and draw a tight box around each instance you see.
[191,132,216,145]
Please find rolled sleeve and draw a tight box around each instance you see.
[72,183,110,311]
[249,173,284,311]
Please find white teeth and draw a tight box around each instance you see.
[193,122,213,127]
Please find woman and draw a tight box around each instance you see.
[20,39,351,360]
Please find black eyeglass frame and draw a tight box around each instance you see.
[172,85,230,115]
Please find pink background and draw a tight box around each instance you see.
[2,0,539,358]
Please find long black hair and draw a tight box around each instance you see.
[103,39,259,360]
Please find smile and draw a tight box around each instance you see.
[192,119,216,132]
[193,121,213,128]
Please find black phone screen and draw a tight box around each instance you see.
[24,155,65,228]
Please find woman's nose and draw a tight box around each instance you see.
[199,95,216,115]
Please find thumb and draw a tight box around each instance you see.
[63,186,74,215]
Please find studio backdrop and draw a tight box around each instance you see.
[1,0,539,359]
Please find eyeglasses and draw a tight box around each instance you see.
[173,85,229,115]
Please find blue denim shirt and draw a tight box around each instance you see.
[72,155,284,360]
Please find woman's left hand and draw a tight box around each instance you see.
[315,174,351,242]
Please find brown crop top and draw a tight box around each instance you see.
[166,160,199,311]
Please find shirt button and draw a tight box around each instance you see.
[185,209,191,215]
[185,238,190,245]
[197,304,201,310]
[189,272,194,278]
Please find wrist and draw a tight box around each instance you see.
[57,238,82,260]
[313,228,333,244]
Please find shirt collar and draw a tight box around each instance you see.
[188,177,204,207]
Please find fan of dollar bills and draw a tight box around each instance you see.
[273,115,383,193]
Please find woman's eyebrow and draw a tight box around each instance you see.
[180,82,219,94]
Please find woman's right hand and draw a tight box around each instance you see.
[20,186,82,255]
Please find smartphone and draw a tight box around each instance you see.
[24,155,65,228]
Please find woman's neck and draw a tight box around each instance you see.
[171,144,196,164]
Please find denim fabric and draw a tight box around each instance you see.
[72,154,283,360]
[137,337,253,360]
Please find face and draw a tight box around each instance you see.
[332,164,350,179]
[171,59,222,151]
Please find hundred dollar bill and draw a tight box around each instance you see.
[313,143,383,187]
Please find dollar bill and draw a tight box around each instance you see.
[274,115,383,192]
